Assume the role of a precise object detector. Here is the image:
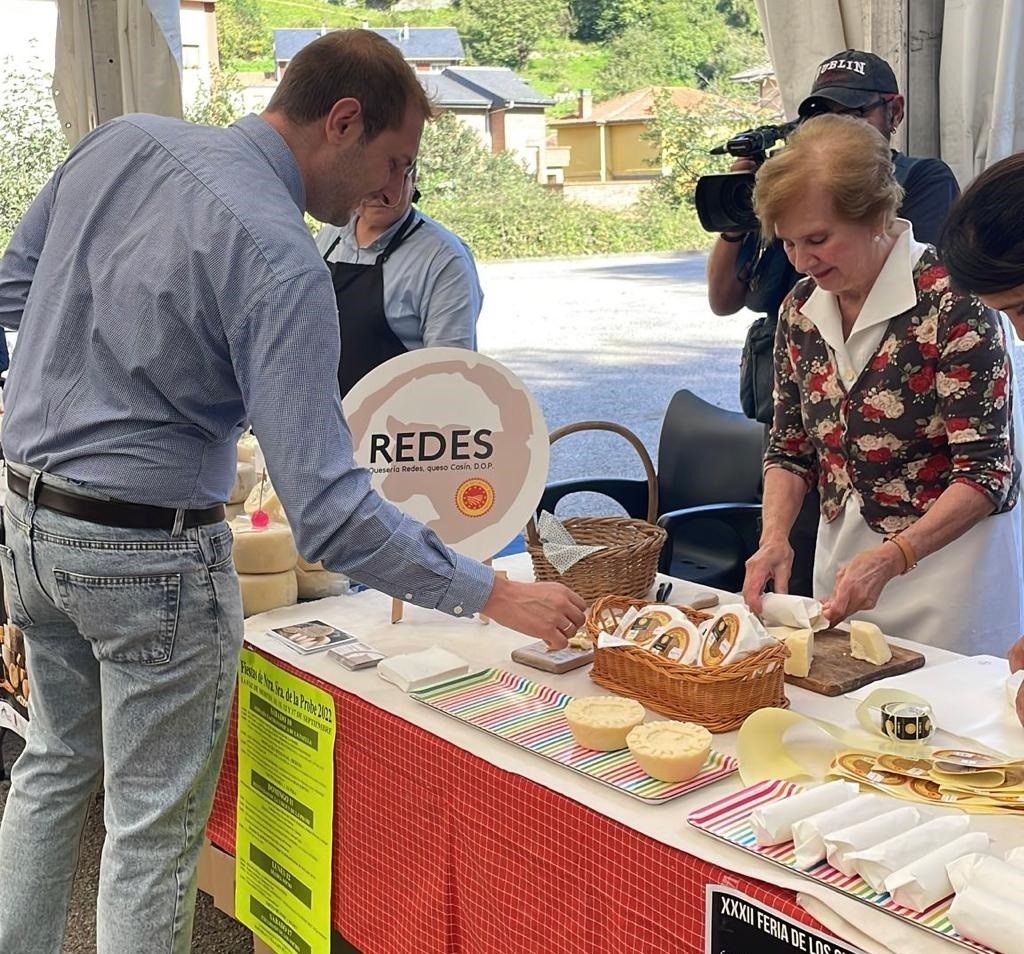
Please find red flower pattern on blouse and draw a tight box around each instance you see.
[765,249,1017,532]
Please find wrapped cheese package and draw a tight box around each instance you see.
[883,831,990,912]
[947,853,1024,954]
[791,793,889,869]
[750,780,859,847]
[696,604,777,667]
[847,814,971,893]
[602,605,702,664]
[759,593,829,632]
[823,806,922,876]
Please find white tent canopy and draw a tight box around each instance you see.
[53,0,182,146]
[754,0,1024,183]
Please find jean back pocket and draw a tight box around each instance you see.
[54,569,182,665]
[0,543,35,628]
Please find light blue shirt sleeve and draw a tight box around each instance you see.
[418,245,482,350]
[0,175,57,333]
[225,266,495,617]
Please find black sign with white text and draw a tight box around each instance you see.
[706,886,865,954]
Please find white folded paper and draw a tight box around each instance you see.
[847,814,971,893]
[750,780,859,847]
[947,853,1024,954]
[377,647,470,693]
[884,831,991,912]
[792,793,890,869]
[1004,845,1024,869]
[1006,669,1024,708]
[759,593,829,632]
[823,806,922,877]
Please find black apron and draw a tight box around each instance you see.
[323,208,425,397]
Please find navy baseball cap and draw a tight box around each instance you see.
[798,50,899,117]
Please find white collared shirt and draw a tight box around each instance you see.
[800,219,929,388]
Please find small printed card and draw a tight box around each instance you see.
[266,620,357,655]
[328,641,386,671]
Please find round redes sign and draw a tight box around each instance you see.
[343,348,549,562]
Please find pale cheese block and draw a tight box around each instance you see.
[228,460,258,505]
[243,477,288,524]
[782,628,814,677]
[237,432,260,463]
[225,502,246,521]
[626,720,711,783]
[230,519,298,575]
[564,696,645,751]
[850,619,892,665]
[295,565,349,600]
[297,555,324,573]
[238,570,298,618]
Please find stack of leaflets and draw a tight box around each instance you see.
[266,620,356,655]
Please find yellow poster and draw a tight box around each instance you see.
[236,649,336,954]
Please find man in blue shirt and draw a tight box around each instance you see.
[0,30,584,954]
[317,164,483,396]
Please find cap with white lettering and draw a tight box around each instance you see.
[798,49,899,118]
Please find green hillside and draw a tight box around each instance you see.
[218,0,767,104]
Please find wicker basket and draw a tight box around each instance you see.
[586,595,789,733]
[526,422,666,603]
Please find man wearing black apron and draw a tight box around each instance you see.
[318,166,483,397]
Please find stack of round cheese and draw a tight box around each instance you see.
[295,555,349,600]
[230,515,299,617]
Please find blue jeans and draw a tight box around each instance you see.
[0,487,243,954]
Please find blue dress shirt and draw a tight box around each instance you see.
[0,113,493,616]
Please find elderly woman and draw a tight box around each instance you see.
[742,114,1023,655]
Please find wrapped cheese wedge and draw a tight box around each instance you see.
[792,793,889,869]
[823,806,921,876]
[750,780,859,847]
[884,831,990,912]
[244,476,288,524]
[759,593,828,632]
[947,854,1024,954]
[697,604,776,667]
[228,460,258,505]
[295,565,349,600]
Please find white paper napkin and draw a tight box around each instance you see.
[884,831,990,912]
[536,511,605,573]
[823,806,922,877]
[750,780,859,847]
[947,853,1024,954]
[792,794,890,869]
[759,593,829,632]
[847,815,972,894]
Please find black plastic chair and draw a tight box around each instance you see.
[538,390,764,592]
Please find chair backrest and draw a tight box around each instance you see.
[657,389,764,516]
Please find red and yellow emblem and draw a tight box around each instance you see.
[456,478,495,517]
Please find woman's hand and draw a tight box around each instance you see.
[820,544,905,625]
[742,538,794,614]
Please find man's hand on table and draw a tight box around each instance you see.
[820,544,904,625]
[481,576,587,650]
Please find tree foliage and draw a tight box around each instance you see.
[185,69,245,127]
[458,0,570,69]
[0,65,68,253]
[216,0,271,65]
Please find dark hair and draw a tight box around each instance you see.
[266,29,432,140]
[940,152,1024,295]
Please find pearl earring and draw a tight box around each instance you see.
[873,234,882,242]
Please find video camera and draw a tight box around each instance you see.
[694,120,799,234]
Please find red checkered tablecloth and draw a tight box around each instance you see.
[208,647,832,954]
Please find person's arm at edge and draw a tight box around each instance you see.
[0,175,57,333]
[418,247,481,350]
[899,159,960,246]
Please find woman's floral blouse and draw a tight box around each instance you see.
[765,248,1018,534]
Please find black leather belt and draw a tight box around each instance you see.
[6,470,225,532]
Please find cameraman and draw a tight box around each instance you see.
[706,49,960,596]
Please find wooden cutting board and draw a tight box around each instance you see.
[785,629,925,697]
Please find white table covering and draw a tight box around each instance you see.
[244,554,1024,954]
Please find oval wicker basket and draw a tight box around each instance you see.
[525,422,667,603]
[586,595,789,734]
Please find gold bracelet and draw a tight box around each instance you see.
[885,534,918,574]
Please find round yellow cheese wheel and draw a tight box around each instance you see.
[564,696,645,751]
[626,721,711,783]
[230,520,297,575]
[238,570,298,618]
